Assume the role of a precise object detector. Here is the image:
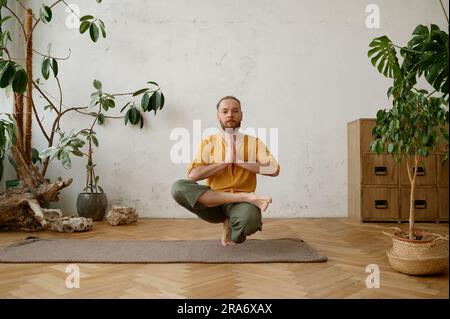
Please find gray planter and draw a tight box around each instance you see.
[77,192,108,221]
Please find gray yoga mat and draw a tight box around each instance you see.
[0,236,328,263]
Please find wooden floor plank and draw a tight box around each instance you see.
[0,218,447,298]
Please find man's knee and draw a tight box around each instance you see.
[229,204,262,243]
[170,179,194,203]
[240,209,262,233]
[231,231,246,244]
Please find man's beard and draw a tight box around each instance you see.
[220,119,241,130]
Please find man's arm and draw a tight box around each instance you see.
[187,163,229,182]
[235,161,280,176]
[233,135,280,176]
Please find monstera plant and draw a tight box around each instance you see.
[0,1,165,229]
[367,14,449,275]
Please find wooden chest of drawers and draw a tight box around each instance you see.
[347,118,449,222]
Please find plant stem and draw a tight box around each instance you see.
[407,155,419,240]
[85,103,102,192]
[40,105,88,176]
[33,48,71,61]
[105,90,160,97]
[55,76,63,130]
[107,92,136,97]
[24,9,33,165]
[32,82,61,115]
[439,0,449,24]
[3,5,27,38]
[30,0,64,43]
[74,109,124,119]
[61,0,81,19]
[16,1,38,21]
[426,90,437,99]
[25,93,50,142]
[392,44,424,55]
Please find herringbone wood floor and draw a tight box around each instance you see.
[0,218,448,299]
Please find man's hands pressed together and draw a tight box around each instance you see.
[227,133,280,176]
[188,132,280,182]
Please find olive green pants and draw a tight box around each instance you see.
[170,179,262,244]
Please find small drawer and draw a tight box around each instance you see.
[362,187,399,220]
[400,155,436,186]
[360,119,388,153]
[362,153,398,185]
[360,119,376,153]
[438,188,449,219]
[436,154,449,187]
[400,187,437,220]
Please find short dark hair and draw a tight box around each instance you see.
[216,96,241,110]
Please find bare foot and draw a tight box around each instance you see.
[244,193,272,212]
[221,218,233,246]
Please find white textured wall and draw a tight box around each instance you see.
[1,0,448,217]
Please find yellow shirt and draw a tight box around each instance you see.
[187,132,280,193]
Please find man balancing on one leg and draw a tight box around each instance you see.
[171,96,280,246]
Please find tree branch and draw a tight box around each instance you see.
[61,0,81,19]
[28,94,51,143]
[3,5,27,38]
[31,0,64,32]
[55,76,63,130]
[106,90,158,97]
[439,0,449,24]
[33,48,72,61]
[32,82,61,115]
[74,109,125,119]
[16,1,38,21]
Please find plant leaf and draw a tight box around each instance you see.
[51,59,58,77]
[159,92,165,110]
[91,135,99,147]
[368,36,401,79]
[93,79,102,90]
[40,5,52,23]
[80,15,94,22]
[0,62,15,88]
[120,101,131,113]
[79,21,91,34]
[141,92,150,111]
[89,23,100,42]
[41,58,50,80]
[61,151,71,169]
[132,88,148,96]
[12,68,28,94]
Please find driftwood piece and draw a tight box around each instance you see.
[106,206,138,226]
[0,192,46,232]
[0,177,73,232]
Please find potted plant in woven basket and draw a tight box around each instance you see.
[368,7,449,275]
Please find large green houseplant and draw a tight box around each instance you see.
[0,1,164,229]
[368,11,449,274]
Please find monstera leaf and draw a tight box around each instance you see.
[368,36,402,79]
[405,24,449,95]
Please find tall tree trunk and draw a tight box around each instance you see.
[13,93,24,153]
[24,8,33,165]
[13,93,24,180]
[407,155,419,240]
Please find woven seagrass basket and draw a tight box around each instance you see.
[387,249,448,275]
[383,228,449,275]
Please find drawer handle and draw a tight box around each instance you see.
[374,166,387,176]
[375,200,388,209]
[413,166,425,176]
[414,200,427,209]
